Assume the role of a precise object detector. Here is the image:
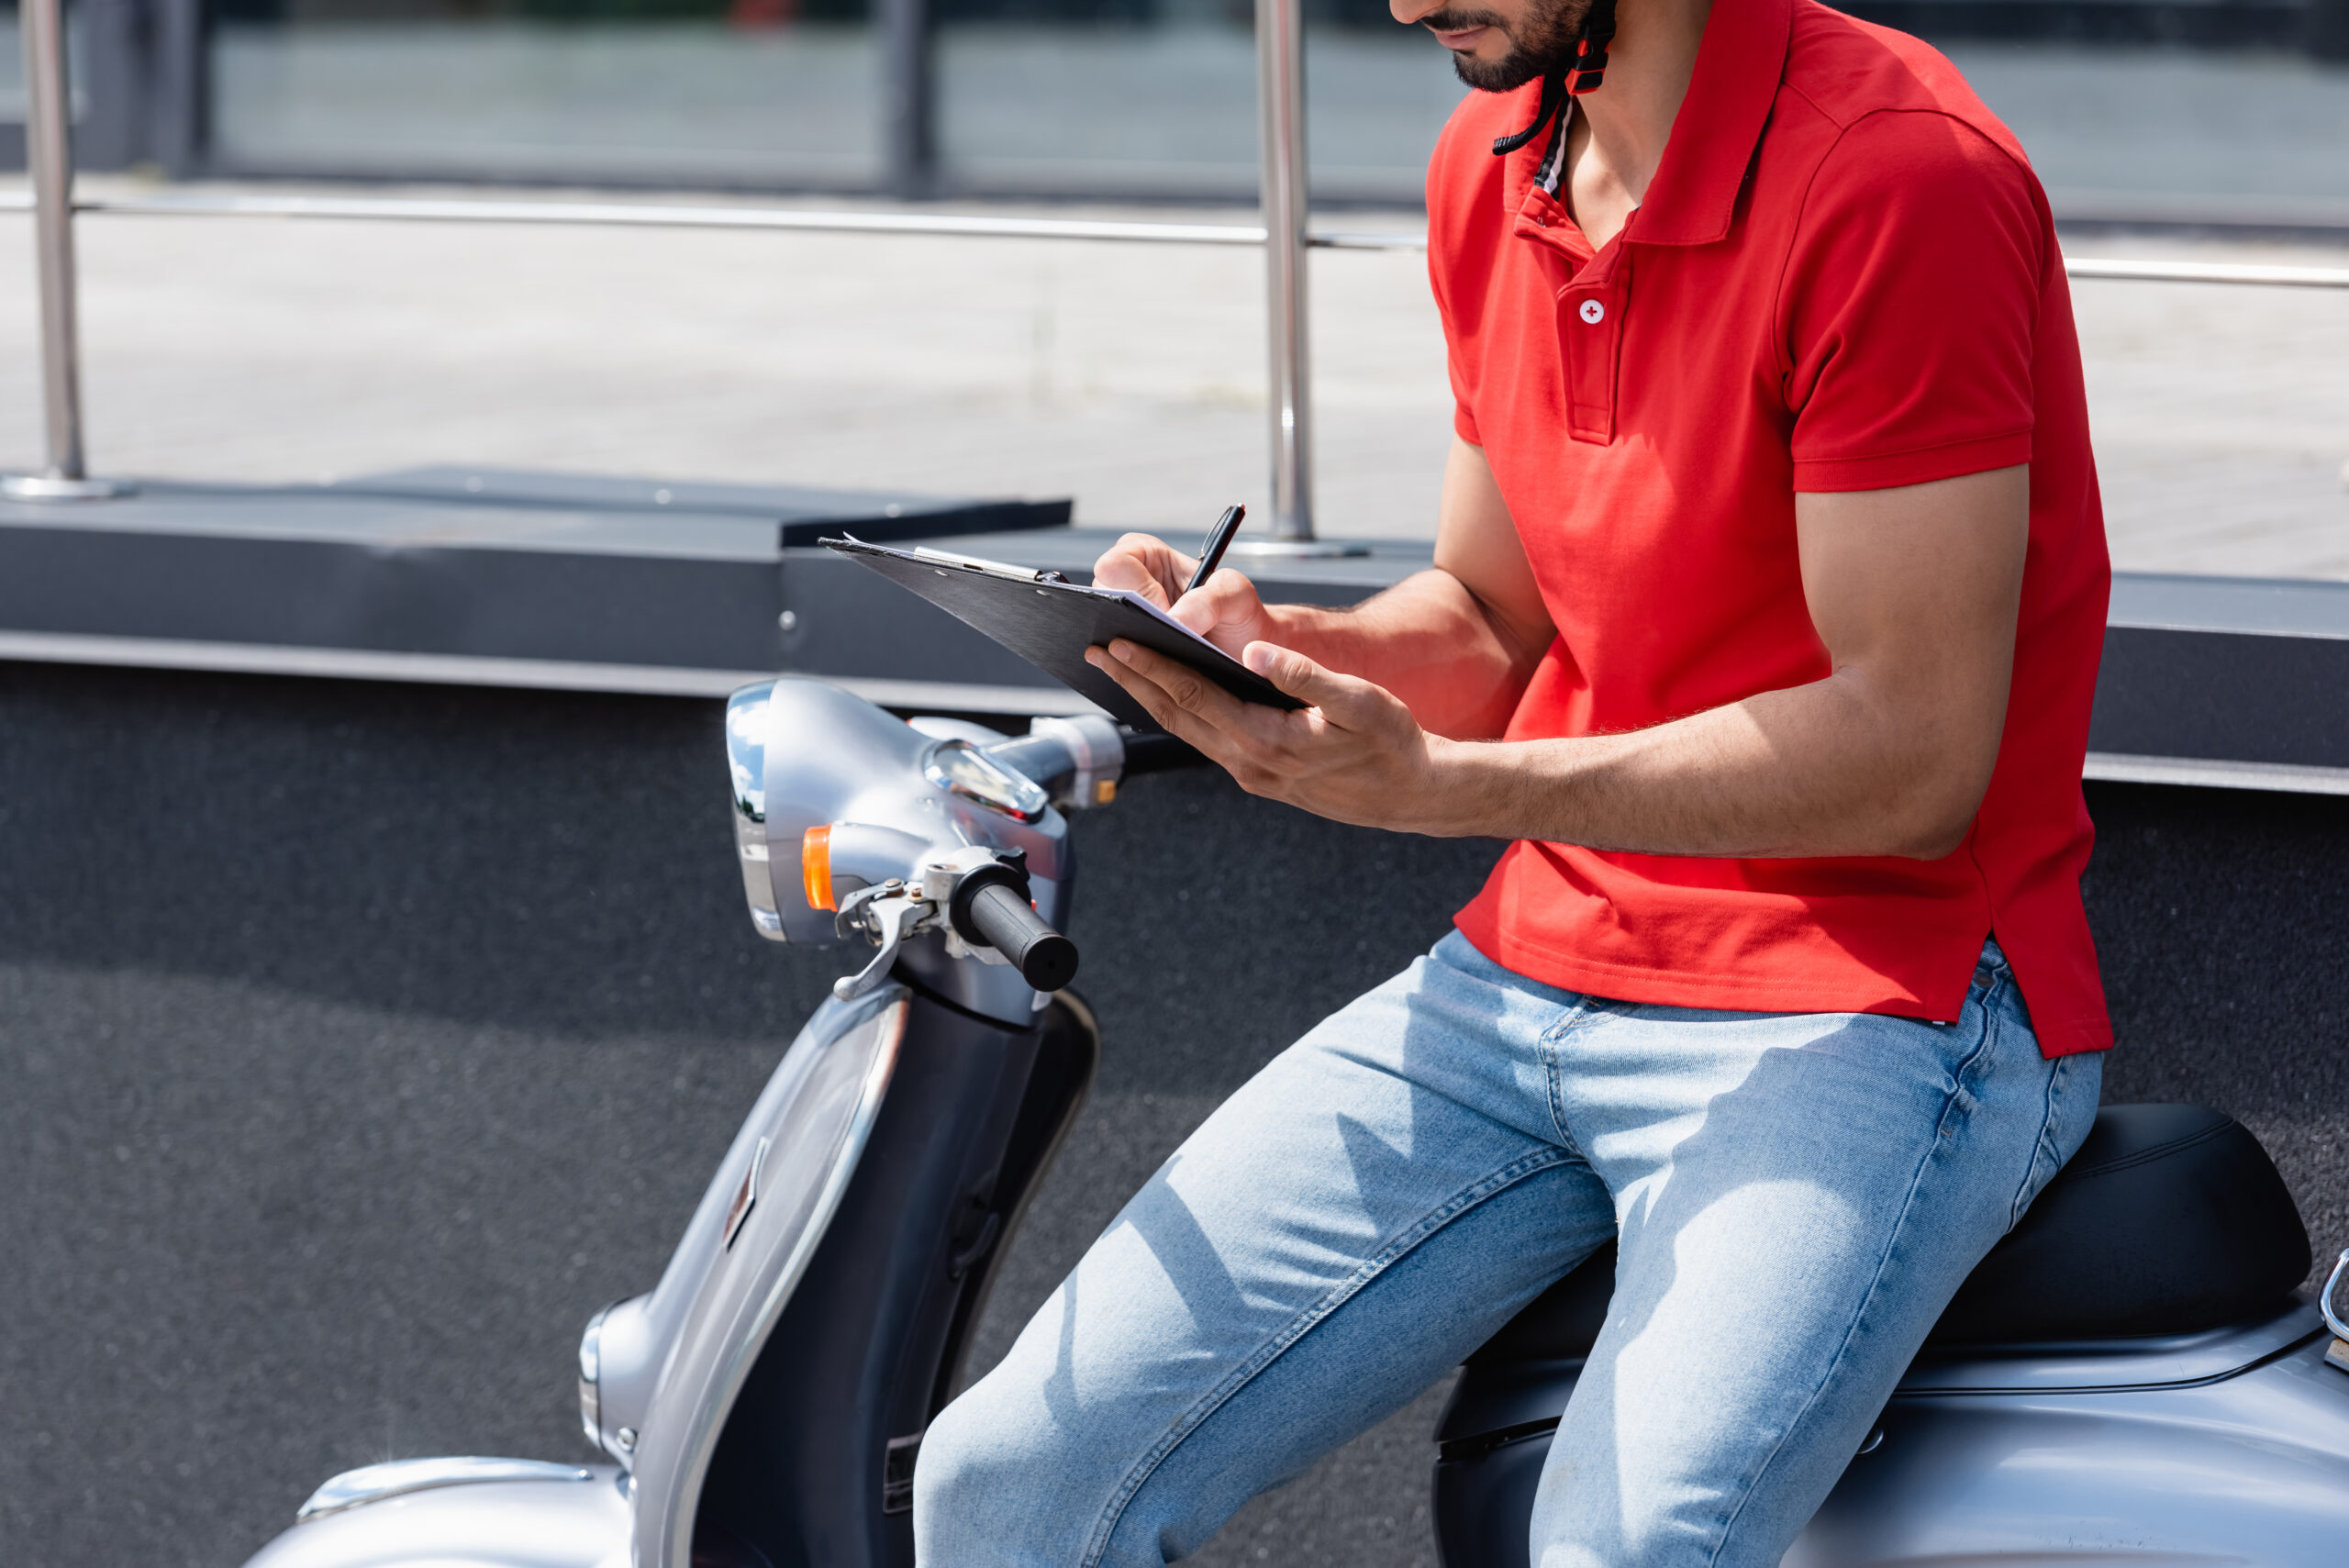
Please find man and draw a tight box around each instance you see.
[916,0,2111,1560]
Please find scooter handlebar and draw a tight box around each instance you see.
[963,880,1080,992]
[1118,729,1208,776]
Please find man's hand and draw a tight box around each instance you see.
[1092,533,1274,659]
[1087,442,1553,744]
[1084,462,2030,861]
[1083,635,1463,833]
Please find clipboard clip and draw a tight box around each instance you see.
[827,532,1073,584]
[906,542,1071,584]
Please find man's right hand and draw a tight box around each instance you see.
[1092,532,1275,660]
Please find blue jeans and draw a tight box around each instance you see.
[916,932,2101,1568]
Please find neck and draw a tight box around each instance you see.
[1575,0,1711,203]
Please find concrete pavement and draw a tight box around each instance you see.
[2,180,2343,577]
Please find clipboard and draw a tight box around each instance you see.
[823,536,1305,730]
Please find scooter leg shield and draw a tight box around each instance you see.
[688,991,1097,1568]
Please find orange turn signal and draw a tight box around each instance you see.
[801,824,836,910]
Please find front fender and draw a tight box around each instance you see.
[240,1465,629,1568]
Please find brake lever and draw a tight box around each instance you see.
[833,890,937,1002]
[832,879,902,943]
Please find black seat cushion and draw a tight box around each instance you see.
[1467,1103,2310,1366]
[1932,1102,2310,1341]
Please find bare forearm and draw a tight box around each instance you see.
[1421,671,1989,859]
[1090,468,2024,864]
[1263,571,1538,740]
[1405,469,2026,859]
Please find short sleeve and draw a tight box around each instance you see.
[1452,360,1484,446]
[1425,98,1508,450]
[1780,110,2045,493]
[1428,190,1485,445]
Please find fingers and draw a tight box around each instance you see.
[1090,533,1193,609]
[1085,640,1294,782]
[1169,567,1267,651]
[1088,639,1254,737]
[1241,642,1394,732]
[1085,674,1229,788]
[1085,639,1431,822]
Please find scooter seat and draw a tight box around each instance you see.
[1467,1103,2312,1364]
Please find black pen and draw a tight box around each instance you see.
[1182,505,1247,599]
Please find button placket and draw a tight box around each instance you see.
[1560,277,1623,445]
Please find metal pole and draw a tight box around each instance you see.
[1236,0,1360,556]
[877,0,937,200]
[1256,0,1313,541]
[150,0,207,181]
[4,0,133,502]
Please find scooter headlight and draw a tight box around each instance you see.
[577,1304,607,1446]
[720,676,1073,950]
[726,683,785,940]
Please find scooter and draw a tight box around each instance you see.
[243,676,2349,1568]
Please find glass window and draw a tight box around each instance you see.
[0,2,19,128]
[0,0,90,128]
[1944,39,2349,222]
[206,0,883,187]
[935,0,1465,202]
[1878,15,2349,583]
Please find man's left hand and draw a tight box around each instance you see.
[1085,637,1461,835]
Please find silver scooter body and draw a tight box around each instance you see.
[1801,1308,2349,1562]
[1437,1294,2349,1566]
[245,679,1119,1568]
[244,678,2349,1568]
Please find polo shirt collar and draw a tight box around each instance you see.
[1631,0,1794,246]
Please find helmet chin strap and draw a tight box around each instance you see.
[1489,0,1620,157]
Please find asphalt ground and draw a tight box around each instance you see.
[0,662,2342,1566]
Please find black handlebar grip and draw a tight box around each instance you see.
[1118,729,1209,776]
[965,881,1079,992]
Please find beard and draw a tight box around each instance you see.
[1422,0,1597,93]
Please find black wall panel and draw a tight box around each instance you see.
[0,661,2341,1567]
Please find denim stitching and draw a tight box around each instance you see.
[1537,999,1623,1157]
[1075,1145,1573,1568]
[1699,975,2005,1566]
[2009,1054,2073,1231]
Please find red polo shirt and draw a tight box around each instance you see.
[1439,0,2113,1055]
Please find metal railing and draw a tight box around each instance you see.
[2,0,129,499]
[13,190,2349,291]
[0,188,1422,251]
[9,0,2349,514]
